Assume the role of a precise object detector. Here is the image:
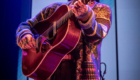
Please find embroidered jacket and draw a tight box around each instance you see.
[16,1,112,80]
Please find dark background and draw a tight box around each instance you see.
[0,0,31,79]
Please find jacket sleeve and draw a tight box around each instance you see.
[16,3,58,47]
[78,4,112,42]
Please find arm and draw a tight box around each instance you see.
[16,3,58,48]
[79,4,112,42]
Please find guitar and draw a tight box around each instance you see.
[22,5,81,80]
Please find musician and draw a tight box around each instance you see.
[16,0,112,80]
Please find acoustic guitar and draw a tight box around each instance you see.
[22,5,81,80]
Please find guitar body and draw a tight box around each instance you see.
[22,5,81,80]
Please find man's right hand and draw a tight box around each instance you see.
[19,34,36,49]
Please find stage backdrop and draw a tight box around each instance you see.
[100,0,117,80]
[117,0,140,80]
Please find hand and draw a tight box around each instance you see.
[71,0,91,22]
[19,34,36,49]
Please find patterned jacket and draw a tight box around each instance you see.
[16,1,112,80]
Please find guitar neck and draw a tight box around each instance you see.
[56,10,73,29]
[42,9,74,37]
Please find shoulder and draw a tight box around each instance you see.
[92,2,112,19]
[93,2,111,12]
[96,3,110,7]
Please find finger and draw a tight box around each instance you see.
[26,40,33,48]
[21,42,27,49]
[22,38,33,49]
[21,38,27,46]
[21,38,26,46]
[21,37,29,49]
[30,42,35,48]
[26,35,32,42]
[78,1,86,10]
[73,7,82,16]
[23,44,31,49]
[25,35,33,45]
[72,8,78,16]
[23,46,33,49]
[28,38,36,47]
[74,3,79,9]
[77,0,83,6]
[19,40,23,47]
[74,1,81,8]
[76,0,84,7]
[31,38,36,47]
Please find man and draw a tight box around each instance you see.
[16,0,112,80]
